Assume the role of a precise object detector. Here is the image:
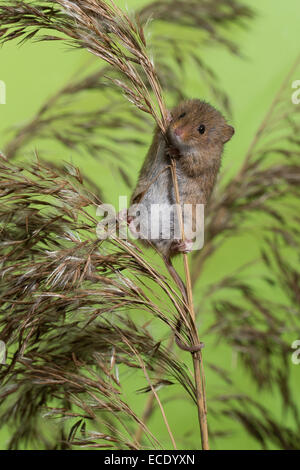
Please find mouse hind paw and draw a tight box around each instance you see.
[171,239,193,254]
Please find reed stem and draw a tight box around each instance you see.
[170,158,209,450]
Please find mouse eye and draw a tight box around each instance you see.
[198,124,206,134]
[179,112,186,119]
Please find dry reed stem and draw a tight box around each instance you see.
[133,110,210,451]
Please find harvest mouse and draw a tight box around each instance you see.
[128,99,234,351]
[130,99,234,256]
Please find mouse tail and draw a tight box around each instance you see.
[163,255,187,302]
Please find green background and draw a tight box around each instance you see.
[0,0,300,450]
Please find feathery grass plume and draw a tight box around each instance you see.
[0,155,199,449]
[0,0,169,129]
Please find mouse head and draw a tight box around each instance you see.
[167,99,234,153]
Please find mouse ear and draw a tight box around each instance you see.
[223,125,235,143]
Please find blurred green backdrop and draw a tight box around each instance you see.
[0,0,300,450]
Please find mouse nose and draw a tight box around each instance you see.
[174,127,183,137]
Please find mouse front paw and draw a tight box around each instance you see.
[166,146,180,159]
